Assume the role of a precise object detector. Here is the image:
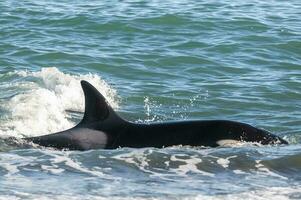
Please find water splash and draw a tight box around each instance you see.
[0,67,119,138]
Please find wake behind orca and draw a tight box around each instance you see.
[27,81,288,150]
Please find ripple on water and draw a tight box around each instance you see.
[0,0,301,199]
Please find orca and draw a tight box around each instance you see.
[26,80,288,150]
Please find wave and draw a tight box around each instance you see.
[1,146,301,199]
[0,67,118,138]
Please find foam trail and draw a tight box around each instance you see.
[0,67,119,138]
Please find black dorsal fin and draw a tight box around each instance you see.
[79,80,119,124]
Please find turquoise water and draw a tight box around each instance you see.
[0,1,301,199]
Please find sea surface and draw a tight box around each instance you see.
[0,1,301,199]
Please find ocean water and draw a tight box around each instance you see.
[0,0,301,199]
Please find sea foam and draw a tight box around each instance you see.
[0,67,118,138]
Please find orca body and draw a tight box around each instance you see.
[27,81,288,150]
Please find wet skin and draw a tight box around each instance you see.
[27,81,288,150]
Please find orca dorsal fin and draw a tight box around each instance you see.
[79,80,119,124]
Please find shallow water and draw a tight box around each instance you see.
[0,1,300,199]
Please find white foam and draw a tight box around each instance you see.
[169,154,214,177]
[0,153,36,176]
[41,165,65,174]
[216,158,230,168]
[1,185,299,200]
[113,150,216,178]
[112,149,152,169]
[216,156,236,168]
[41,150,112,178]
[233,169,247,175]
[255,160,288,180]
[0,67,119,138]
[189,186,301,200]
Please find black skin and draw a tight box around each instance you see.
[26,81,288,151]
[113,120,287,148]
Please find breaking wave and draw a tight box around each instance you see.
[1,146,301,199]
[0,67,119,138]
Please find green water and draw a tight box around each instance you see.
[0,1,300,199]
